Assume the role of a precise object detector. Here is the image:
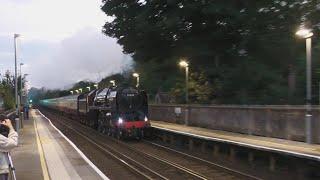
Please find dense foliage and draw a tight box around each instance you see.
[0,71,26,110]
[98,72,133,88]
[101,0,320,104]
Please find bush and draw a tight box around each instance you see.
[0,86,15,110]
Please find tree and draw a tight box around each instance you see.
[101,0,320,104]
[0,71,15,109]
[99,73,127,88]
[171,71,215,104]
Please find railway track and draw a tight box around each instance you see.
[55,118,165,180]
[132,140,261,180]
[39,109,259,180]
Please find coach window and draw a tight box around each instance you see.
[107,91,117,99]
[96,88,108,99]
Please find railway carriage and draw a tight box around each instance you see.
[41,95,78,115]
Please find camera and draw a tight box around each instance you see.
[0,114,10,137]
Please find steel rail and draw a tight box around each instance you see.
[46,110,208,180]
[109,137,208,180]
[49,114,168,180]
[143,140,262,180]
[41,109,259,180]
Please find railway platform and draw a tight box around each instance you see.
[151,120,320,161]
[10,109,108,180]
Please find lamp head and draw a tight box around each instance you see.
[296,28,313,38]
[179,60,189,68]
[133,73,139,77]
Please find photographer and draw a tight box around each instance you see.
[0,115,18,180]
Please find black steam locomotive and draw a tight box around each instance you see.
[40,86,150,139]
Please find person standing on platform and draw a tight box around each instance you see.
[0,115,18,180]
[24,105,29,120]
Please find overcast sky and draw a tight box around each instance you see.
[0,0,131,89]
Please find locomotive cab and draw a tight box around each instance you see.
[94,88,109,106]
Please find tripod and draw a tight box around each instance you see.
[7,153,16,180]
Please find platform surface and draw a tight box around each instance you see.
[151,120,320,161]
[11,113,43,180]
[11,109,106,180]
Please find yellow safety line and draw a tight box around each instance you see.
[33,114,51,180]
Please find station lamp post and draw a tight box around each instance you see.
[79,88,83,93]
[110,80,116,86]
[19,63,24,107]
[75,90,79,94]
[179,60,189,104]
[70,91,73,95]
[86,86,91,91]
[295,28,314,144]
[133,73,140,88]
[19,63,24,82]
[21,73,29,104]
[94,84,98,89]
[14,34,20,118]
[19,73,28,129]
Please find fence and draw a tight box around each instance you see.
[149,104,320,143]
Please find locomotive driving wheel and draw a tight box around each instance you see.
[116,129,123,140]
[97,113,105,133]
[106,127,112,136]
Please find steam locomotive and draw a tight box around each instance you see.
[40,86,150,139]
